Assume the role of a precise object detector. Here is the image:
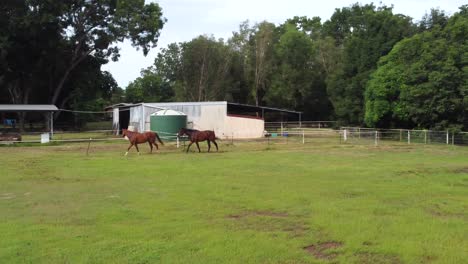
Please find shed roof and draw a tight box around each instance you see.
[106,101,302,114]
[0,104,58,112]
[227,102,302,114]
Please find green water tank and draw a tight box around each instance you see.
[150,109,187,140]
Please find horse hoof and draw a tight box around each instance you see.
[124,152,128,156]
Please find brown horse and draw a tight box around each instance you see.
[178,128,219,153]
[122,129,164,155]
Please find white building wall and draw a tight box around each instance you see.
[144,102,227,134]
[112,108,119,134]
[224,116,264,139]
[122,102,264,138]
[129,105,143,131]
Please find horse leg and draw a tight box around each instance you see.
[148,141,153,153]
[186,142,193,153]
[195,142,201,153]
[135,143,140,155]
[213,140,219,152]
[153,140,159,150]
[125,143,134,156]
[207,140,211,152]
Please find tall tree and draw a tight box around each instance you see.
[324,4,414,124]
[150,36,233,102]
[125,68,173,103]
[250,21,276,106]
[266,24,332,119]
[50,0,165,109]
[365,5,468,130]
[0,0,165,113]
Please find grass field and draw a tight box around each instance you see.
[0,139,467,263]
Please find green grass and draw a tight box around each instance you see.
[0,139,467,263]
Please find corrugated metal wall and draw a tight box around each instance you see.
[120,102,264,138]
[126,102,228,134]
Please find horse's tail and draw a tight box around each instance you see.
[155,132,164,145]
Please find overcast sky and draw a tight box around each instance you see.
[102,0,466,88]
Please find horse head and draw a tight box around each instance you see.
[177,128,186,137]
[122,129,128,137]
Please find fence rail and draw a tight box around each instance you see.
[265,121,336,130]
[341,127,468,146]
[1,123,467,147]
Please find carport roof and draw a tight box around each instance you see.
[0,104,58,112]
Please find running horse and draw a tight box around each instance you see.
[178,128,219,153]
[122,129,164,155]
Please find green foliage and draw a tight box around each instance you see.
[125,69,173,103]
[365,6,468,130]
[267,24,332,119]
[2,1,466,129]
[149,35,234,102]
[0,0,165,119]
[325,3,415,124]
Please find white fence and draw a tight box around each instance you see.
[341,127,468,146]
[1,122,467,148]
[265,121,336,130]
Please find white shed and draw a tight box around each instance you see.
[108,101,301,139]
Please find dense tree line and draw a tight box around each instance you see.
[1,2,466,130]
[129,4,466,130]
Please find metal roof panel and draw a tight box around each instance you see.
[0,104,59,112]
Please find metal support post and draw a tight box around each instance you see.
[50,112,54,139]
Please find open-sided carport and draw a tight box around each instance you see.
[0,104,59,137]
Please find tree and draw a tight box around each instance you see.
[365,5,468,130]
[154,36,234,102]
[0,0,165,113]
[125,69,173,103]
[324,4,414,124]
[50,0,165,108]
[250,21,276,106]
[266,24,332,119]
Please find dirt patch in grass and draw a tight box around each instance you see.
[355,252,402,264]
[362,241,375,246]
[426,208,466,220]
[425,203,467,220]
[226,210,310,236]
[303,241,343,260]
[226,210,289,219]
[396,168,435,177]
[453,167,468,174]
[282,224,310,238]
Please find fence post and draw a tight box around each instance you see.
[446,131,449,145]
[281,122,283,136]
[176,136,180,148]
[452,133,455,146]
[424,130,427,144]
[302,130,305,144]
[344,129,348,142]
[86,138,92,156]
[408,130,411,144]
[400,129,402,142]
[375,131,378,146]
